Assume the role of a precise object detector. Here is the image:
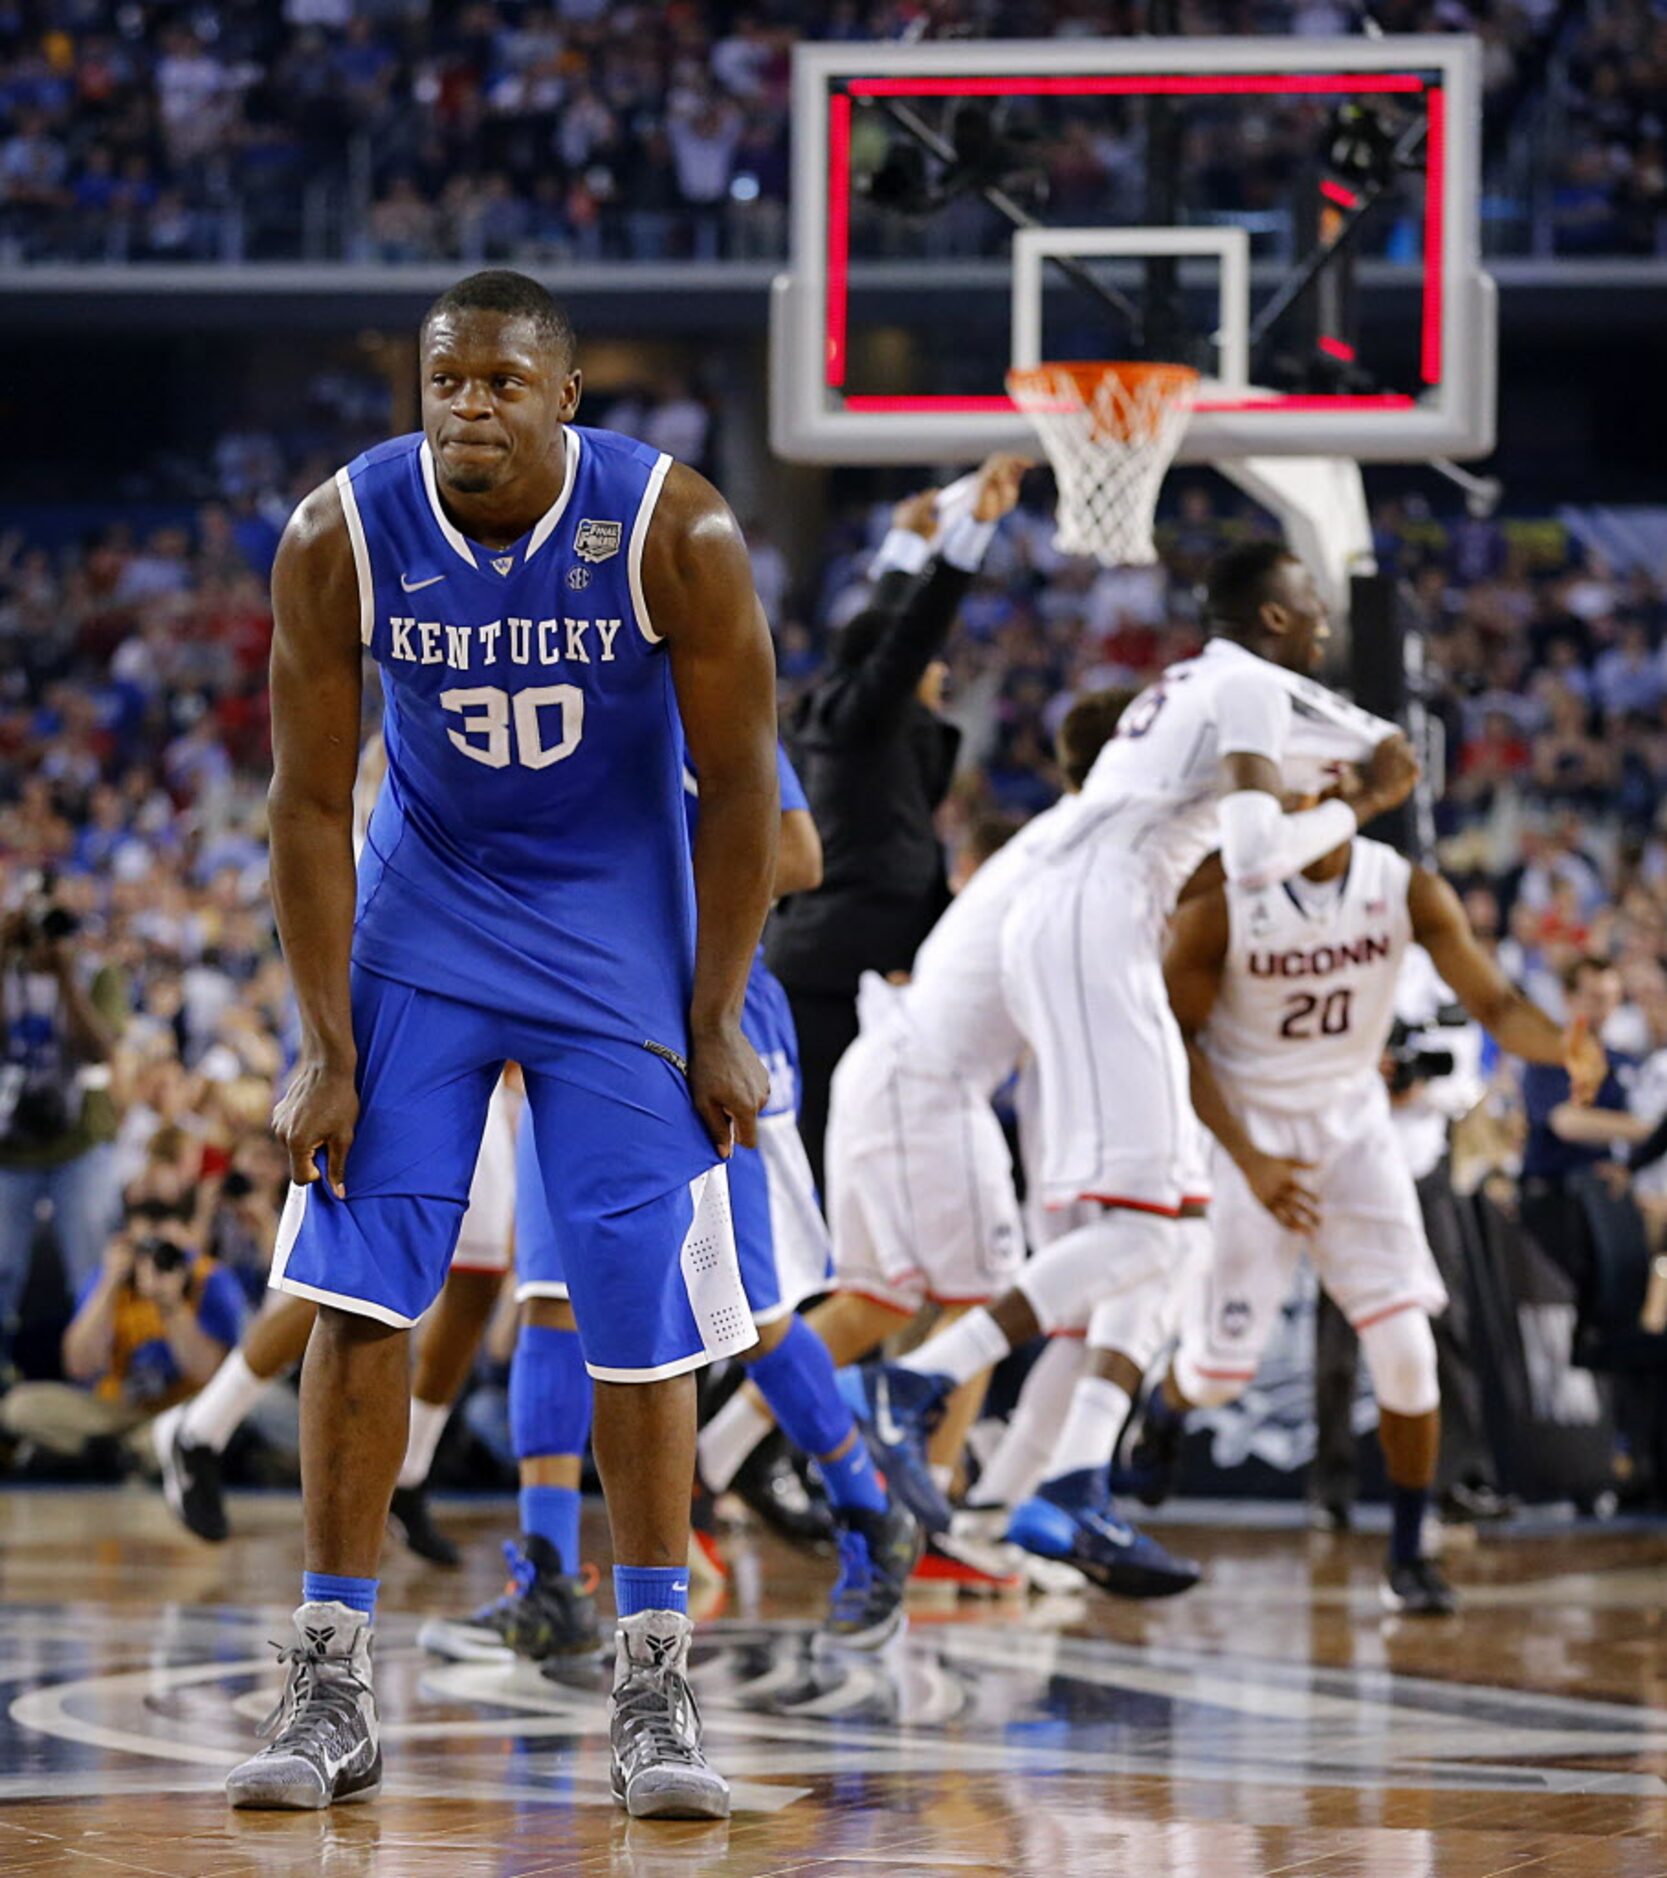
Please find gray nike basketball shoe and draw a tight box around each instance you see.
[225,1602,381,1810]
[609,1610,730,1819]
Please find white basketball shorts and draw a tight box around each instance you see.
[1002,848,1201,1217]
[1177,1104,1447,1390]
[825,994,1025,1317]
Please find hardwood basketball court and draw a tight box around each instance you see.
[0,1489,1662,1877]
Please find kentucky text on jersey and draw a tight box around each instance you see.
[385,616,625,670]
[1247,934,1393,978]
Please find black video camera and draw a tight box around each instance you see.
[12,870,81,949]
[134,1236,190,1276]
[1384,1009,1465,1097]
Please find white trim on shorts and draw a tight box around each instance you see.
[268,1180,423,1328]
[585,1345,746,1385]
[269,1271,421,1330]
[514,1279,571,1304]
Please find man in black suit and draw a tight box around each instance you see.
[766,455,1028,1191]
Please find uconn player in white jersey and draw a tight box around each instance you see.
[228,274,777,1821]
[853,543,1422,1597]
[1129,835,1604,1612]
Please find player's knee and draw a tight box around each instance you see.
[745,1313,793,1361]
[1359,1308,1439,1418]
[1018,1211,1173,1337]
[1172,1345,1251,1410]
[314,1303,406,1352]
[521,1295,577,1332]
[509,1321,592,1460]
[1085,1265,1172,1372]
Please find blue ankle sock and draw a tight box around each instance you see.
[1039,1465,1111,1512]
[817,1435,888,1515]
[748,1317,856,1458]
[614,1564,688,1618]
[520,1484,582,1574]
[302,1571,377,1617]
[1389,1484,1428,1567]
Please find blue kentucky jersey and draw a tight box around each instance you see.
[343,424,694,1044]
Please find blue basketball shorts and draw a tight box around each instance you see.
[514,959,831,1330]
[270,966,756,1383]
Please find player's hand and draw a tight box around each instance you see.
[273,1056,358,1198]
[971,452,1031,522]
[1352,732,1421,821]
[892,490,939,538]
[1562,1014,1607,1106]
[1241,1150,1321,1235]
[687,1018,770,1157]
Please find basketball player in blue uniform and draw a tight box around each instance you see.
[225,271,777,1821]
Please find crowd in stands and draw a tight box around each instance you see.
[4,410,1667,1487]
[1,0,1659,266]
[1552,0,1667,256]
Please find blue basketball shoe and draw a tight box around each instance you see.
[843,1362,953,1534]
[1007,1469,1201,1599]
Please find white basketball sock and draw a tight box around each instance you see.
[1043,1374,1133,1487]
[969,1337,1085,1509]
[697,1391,774,1493]
[398,1397,450,1490]
[900,1308,1010,1387]
[178,1350,265,1454]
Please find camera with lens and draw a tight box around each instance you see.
[1,1079,72,1147]
[11,871,81,950]
[1384,1011,1464,1097]
[133,1236,189,1276]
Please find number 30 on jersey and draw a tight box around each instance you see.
[440,684,584,770]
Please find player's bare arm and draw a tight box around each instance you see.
[1407,865,1605,1104]
[776,807,823,899]
[266,478,364,1196]
[1165,887,1321,1235]
[647,462,779,1156]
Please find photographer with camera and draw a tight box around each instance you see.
[0,876,128,1354]
[1310,947,1513,1530]
[0,1158,246,1466]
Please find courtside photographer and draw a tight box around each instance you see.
[0,872,127,1363]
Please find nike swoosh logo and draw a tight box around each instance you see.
[400,573,446,592]
[871,1380,904,1448]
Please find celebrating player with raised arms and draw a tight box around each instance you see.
[852,542,1423,1592]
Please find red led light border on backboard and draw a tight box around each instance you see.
[823,71,1445,409]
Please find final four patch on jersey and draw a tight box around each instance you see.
[575,518,623,563]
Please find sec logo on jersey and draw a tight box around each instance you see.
[575,518,623,563]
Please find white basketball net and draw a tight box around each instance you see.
[1006,362,1199,567]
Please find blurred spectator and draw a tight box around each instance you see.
[0,883,127,1351]
[0,1158,245,1465]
